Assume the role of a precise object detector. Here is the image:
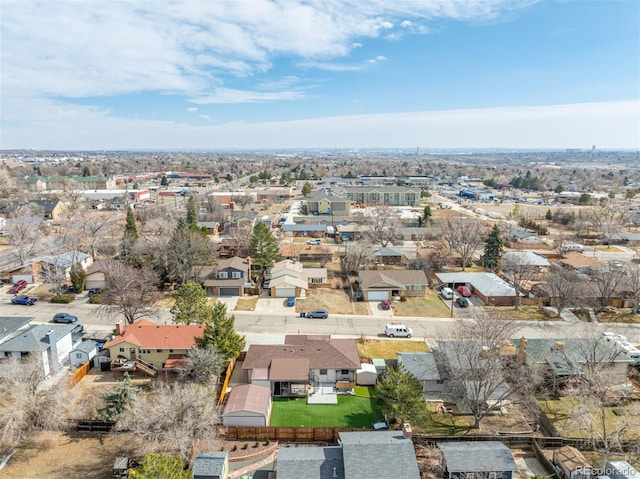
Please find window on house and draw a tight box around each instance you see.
[310,277,323,284]
[218,271,228,279]
[157,349,162,353]
[119,347,125,353]
[319,369,327,375]
[341,369,349,375]
[437,379,444,384]
[169,349,174,353]
[231,271,241,279]
[21,352,29,358]
[76,353,83,359]
[414,284,422,290]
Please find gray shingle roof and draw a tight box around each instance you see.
[435,272,516,297]
[438,441,517,472]
[282,223,327,232]
[72,340,98,355]
[398,352,441,381]
[192,451,228,477]
[277,446,345,479]
[0,317,33,342]
[40,251,90,268]
[0,323,74,353]
[339,431,420,479]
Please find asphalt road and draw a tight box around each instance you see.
[2,292,640,344]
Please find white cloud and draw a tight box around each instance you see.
[2,99,637,150]
[187,107,198,113]
[190,88,310,104]
[199,114,212,121]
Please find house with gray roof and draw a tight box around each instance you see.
[398,352,446,394]
[69,340,98,367]
[0,323,75,378]
[40,251,93,281]
[281,223,328,238]
[306,190,350,216]
[0,316,32,343]
[501,251,550,270]
[435,272,517,306]
[339,186,420,206]
[438,441,517,479]
[277,431,419,479]
[373,247,405,265]
[192,451,229,479]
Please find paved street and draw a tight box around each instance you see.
[2,294,640,344]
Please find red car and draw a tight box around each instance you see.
[381,299,391,310]
[9,280,28,294]
[456,285,472,297]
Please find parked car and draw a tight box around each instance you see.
[11,295,37,305]
[381,299,391,310]
[71,323,84,334]
[384,323,413,338]
[88,288,102,297]
[456,285,472,297]
[455,297,469,308]
[286,296,296,307]
[9,280,28,294]
[52,312,78,323]
[307,239,321,245]
[305,309,329,319]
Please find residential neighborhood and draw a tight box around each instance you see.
[1,149,640,478]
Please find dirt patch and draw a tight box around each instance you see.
[391,294,451,317]
[590,308,640,324]
[296,288,361,315]
[358,339,429,359]
[235,297,258,311]
[492,306,555,321]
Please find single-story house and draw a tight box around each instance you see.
[355,363,377,386]
[501,251,550,272]
[279,243,333,262]
[222,384,272,427]
[203,257,252,297]
[398,352,446,394]
[103,320,205,372]
[242,335,360,397]
[69,340,98,367]
[435,272,517,306]
[373,247,405,265]
[358,269,428,301]
[281,223,328,238]
[507,229,541,244]
[40,251,93,281]
[0,322,75,378]
[277,430,420,479]
[303,268,329,286]
[559,251,605,275]
[270,259,328,293]
[400,227,442,241]
[438,441,517,479]
[192,451,229,479]
[197,221,220,235]
[603,233,640,246]
[217,238,238,258]
[336,223,365,242]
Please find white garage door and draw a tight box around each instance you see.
[276,287,295,298]
[367,291,389,301]
[222,414,266,427]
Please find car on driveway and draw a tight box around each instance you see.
[88,288,102,297]
[286,296,296,307]
[9,280,28,294]
[455,297,469,308]
[381,299,391,310]
[71,323,84,334]
[11,295,37,305]
[305,309,329,319]
[52,312,78,323]
[456,285,472,297]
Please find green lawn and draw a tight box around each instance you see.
[269,395,383,428]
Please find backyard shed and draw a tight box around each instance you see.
[356,363,378,386]
[438,441,517,479]
[69,340,98,367]
[192,451,229,479]
[372,358,387,376]
[553,446,591,479]
[222,384,272,427]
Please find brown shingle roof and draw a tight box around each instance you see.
[242,335,360,372]
[559,251,603,270]
[224,384,271,415]
[359,270,428,290]
[215,256,249,271]
[269,358,309,381]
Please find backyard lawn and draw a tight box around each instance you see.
[391,294,451,317]
[269,395,383,428]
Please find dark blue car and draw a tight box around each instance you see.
[286,297,295,307]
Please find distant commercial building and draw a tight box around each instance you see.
[340,186,420,206]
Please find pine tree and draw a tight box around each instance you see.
[373,363,426,424]
[98,372,138,422]
[70,263,86,293]
[82,165,91,177]
[419,205,432,226]
[251,221,281,269]
[121,207,139,263]
[301,182,312,196]
[196,301,245,361]
[483,224,504,273]
[170,282,210,324]
[186,195,198,229]
[160,175,168,186]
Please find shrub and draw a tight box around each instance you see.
[253,441,260,448]
[400,296,407,302]
[265,438,271,446]
[50,294,74,304]
[232,444,238,451]
[242,443,248,450]
[88,294,102,304]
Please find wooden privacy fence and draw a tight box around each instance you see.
[225,426,363,443]
[68,361,91,389]
[217,357,237,408]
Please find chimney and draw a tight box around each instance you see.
[115,320,126,336]
[45,330,60,372]
[402,422,413,440]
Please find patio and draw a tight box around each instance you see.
[307,384,338,405]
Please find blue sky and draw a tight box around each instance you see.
[1,0,638,150]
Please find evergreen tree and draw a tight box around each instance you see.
[186,195,198,230]
[70,263,86,293]
[301,182,312,197]
[373,363,427,424]
[196,301,245,361]
[121,207,139,263]
[170,282,210,325]
[160,175,168,186]
[250,221,281,269]
[98,373,139,422]
[82,165,91,177]
[483,224,504,273]
[130,453,191,479]
[419,205,432,226]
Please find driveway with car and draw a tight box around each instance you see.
[255,297,294,314]
[369,301,394,317]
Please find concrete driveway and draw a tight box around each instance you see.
[255,297,295,314]
[369,301,394,317]
[215,296,239,311]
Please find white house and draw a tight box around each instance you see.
[40,251,93,281]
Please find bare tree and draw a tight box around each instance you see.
[437,310,526,429]
[440,217,485,270]
[341,244,371,274]
[590,203,628,247]
[6,204,44,269]
[501,253,535,310]
[623,262,640,312]
[0,357,69,457]
[317,245,333,268]
[544,265,585,316]
[118,381,219,462]
[365,207,402,247]
[77,212,119,260]
[99,260,160,324]
[180,346,225,384]
[591,262,626,309]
